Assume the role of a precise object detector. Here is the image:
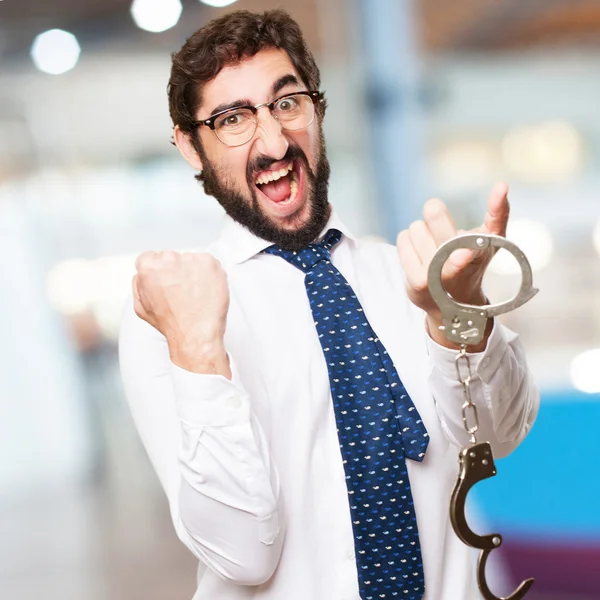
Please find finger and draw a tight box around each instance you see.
[397,230,428,293]
[423,198,457,246]
[445,248,475,277]
[135,250,158,272]
[408,220,437,266]
[132,275,145,316]
[482,181,510,236]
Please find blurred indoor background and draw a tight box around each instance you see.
[1,0,599,599]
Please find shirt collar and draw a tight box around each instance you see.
[211,208,358,268]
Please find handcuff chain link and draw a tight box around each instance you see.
[455,345,479,443]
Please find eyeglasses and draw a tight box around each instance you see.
[193,90,324,147]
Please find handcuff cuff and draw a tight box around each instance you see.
[427,234,538,600]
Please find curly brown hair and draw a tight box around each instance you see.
[168,9,326,141]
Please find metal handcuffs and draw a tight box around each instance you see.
[427,234,538,600]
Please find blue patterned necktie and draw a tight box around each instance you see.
[264,229,429,600]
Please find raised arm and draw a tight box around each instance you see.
[118,250,284,585]
[397,183,540,455]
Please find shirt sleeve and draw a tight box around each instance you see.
[118,297,284,585]
[425,320,540,458]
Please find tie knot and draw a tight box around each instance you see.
[263,229,342,273]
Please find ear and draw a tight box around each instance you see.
[173,125,204,171]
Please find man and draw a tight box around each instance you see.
[119,9,539,600]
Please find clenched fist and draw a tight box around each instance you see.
[397,182,510,350]
[133,250,231,377]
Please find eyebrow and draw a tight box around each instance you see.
[209,98,254,117]
[271,74,301,96]
[207,74,303,117]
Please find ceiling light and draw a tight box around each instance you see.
[570,349,600,394]
[200,0,239,7]
[31,29,81,75]
[131,0,183,33]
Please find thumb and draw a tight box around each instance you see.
[443,248,475,279]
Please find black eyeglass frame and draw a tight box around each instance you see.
[192,90,324,133]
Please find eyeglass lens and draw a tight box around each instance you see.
[214,94,315,147]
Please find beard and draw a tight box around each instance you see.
[194,132,331,251]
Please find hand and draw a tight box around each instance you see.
[396,182,510,349]
[133,250,231,376]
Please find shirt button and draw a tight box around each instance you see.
[347,548,355,561]
[482,357,491,369]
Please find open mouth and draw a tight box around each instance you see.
[254,160,301,207]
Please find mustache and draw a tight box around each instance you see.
[247,144,307,180]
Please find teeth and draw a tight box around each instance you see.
[256,162,293,185]
[257,169,300,206]
[279,170,298,205]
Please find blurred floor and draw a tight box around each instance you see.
[0,476,197,600]
[0,363,198,600]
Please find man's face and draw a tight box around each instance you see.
[179,47,331,251]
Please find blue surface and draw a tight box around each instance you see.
[471,389,600,539]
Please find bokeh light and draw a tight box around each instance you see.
[46,255,138,341]
[488,219,553,275]
[30,29,81,75]
[200,0,239,7]
[502,120,583,183]
[131,0,183,33]
[570,349,600,393]
[433,140,499,193]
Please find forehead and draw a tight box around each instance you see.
[199,47,302,112]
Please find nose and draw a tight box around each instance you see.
[253,106,289,160]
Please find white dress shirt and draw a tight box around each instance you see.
[119,210,539,600]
